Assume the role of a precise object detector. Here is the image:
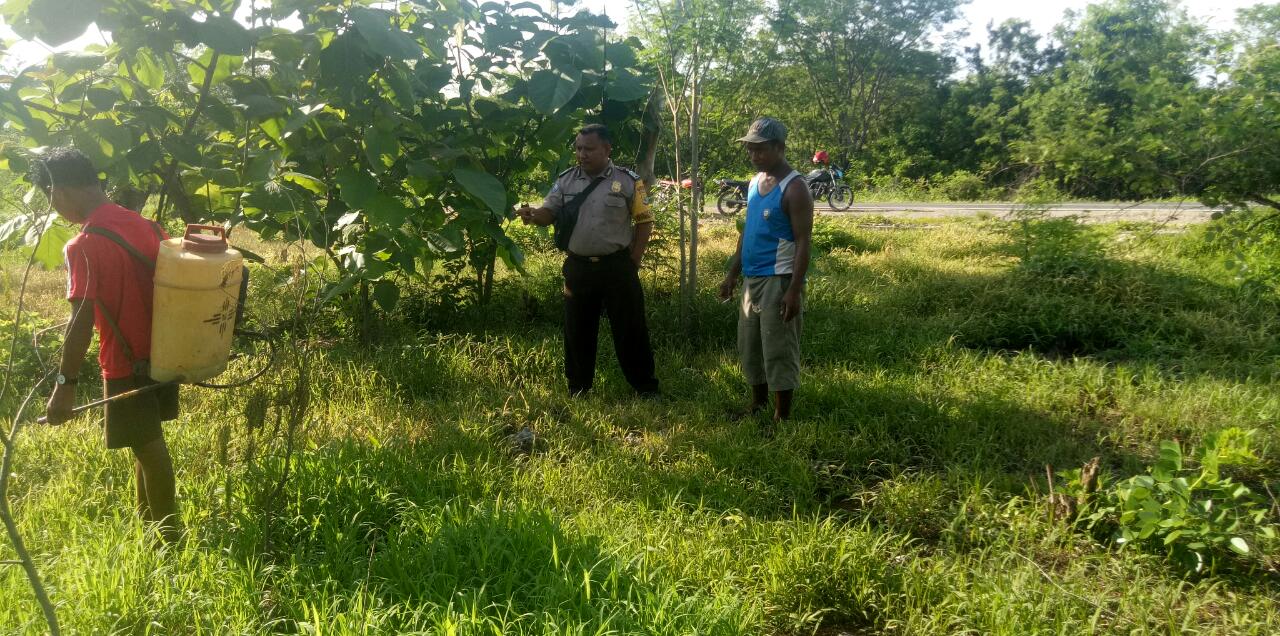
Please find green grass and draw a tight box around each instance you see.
[1,215,1278,634]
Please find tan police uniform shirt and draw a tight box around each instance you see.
[542,162,655,256]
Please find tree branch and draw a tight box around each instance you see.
[0,204,62,635]
[1248,194,1280,213]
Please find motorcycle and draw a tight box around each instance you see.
[805,165,853,210]
[716,165,854,215]
[715,178,749,216]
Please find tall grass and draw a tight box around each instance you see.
[1,214,1277,634]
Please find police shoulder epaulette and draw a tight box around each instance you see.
[556,166,576,178]
[620,167,642,181]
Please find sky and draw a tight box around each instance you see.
[0,0,1267,71]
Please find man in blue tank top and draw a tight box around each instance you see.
[718,118,814,423]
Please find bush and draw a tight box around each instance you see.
[932,170,989,201]
[810,218,872,253]
[1190,209,1280,297]
[858,174,930,201]
[1013,175,1066,204]
[1073,428,1279,575]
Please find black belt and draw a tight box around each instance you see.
[566,249,628,263]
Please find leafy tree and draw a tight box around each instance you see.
[930,20,1063,186]
[769,0,964,168]
[1014,0,1278,210]
[1014,0,1210,200]
[0,0,652,314]
[1191,4,1280,213]
[630,0,759,326]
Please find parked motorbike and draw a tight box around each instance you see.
[805,166,853,210]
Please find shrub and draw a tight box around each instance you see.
[1013,175,1066,204]
[932,170,989,202]
[1073,428,1279,575]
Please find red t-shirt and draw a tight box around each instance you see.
[64,203,169,379]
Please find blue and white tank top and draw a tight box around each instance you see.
[741,170,801,277]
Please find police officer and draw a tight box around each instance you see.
[517,124,660,397]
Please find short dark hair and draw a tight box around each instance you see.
[576,124,612,145]
[30,147,102,192]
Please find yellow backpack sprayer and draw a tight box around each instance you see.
[38,224,272,423]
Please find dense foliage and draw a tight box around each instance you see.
[637,0,1278,210]
[0,0,652,307]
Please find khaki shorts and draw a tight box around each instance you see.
[103,376,179,450]
[738,275,803,391]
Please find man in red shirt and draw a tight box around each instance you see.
[38,148,182,542]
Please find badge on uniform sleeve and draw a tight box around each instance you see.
[611,180,621,193]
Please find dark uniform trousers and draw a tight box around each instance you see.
[562,249,659,395]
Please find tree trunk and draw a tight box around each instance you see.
[686,65,702,333]
[671,110,687,305]
[358,280,373,345]
[481,245,497,305]
[635,87,664,187]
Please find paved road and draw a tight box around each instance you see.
[816,201,1218,224]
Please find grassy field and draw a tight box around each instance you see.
[1,212,1278,634]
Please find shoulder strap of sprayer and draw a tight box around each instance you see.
[555,176,606,251]
[80,222,165,370]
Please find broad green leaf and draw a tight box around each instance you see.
[372,279,399,311]
[336,168,377,208]
[319,31,376,96]
[130,50,165,91]
[282,172,327,195]
[384,69,416,111]
[22,0,101,46]
[126,140,163,173]
[349,6,422,60]
[86,87,119,110]
[1153,440,1182,481]
[528,68,581,115]
[606,67,648,103]
[604,42,637,68]
[27,221,76,270]
[364,127,401,169]
[453,167,508,216]
[191,14,256,54]
[542,33,595,73]
[320,273,360,305]
[238,94,285,120]
[364,193,411,227]
[407,160,441,181]
[162,137,204,166]
[497,242,525,274]
[187,51,242,87]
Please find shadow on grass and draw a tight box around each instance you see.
[216,432,745,633]
[252,218,1279,602]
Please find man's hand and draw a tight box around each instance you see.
[780,287,802,322]
[45,384,76,425]
[718,275,738,302]
[516,205,535,225]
